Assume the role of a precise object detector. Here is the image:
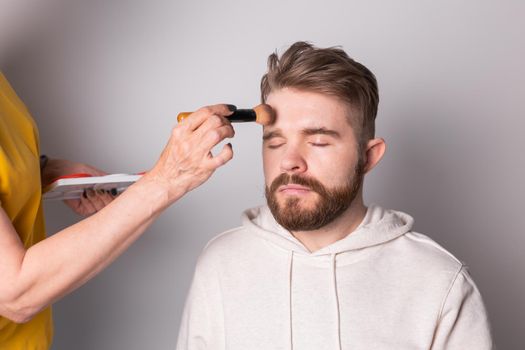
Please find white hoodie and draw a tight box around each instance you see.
[176,204,493,349]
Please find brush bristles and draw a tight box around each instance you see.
[253,104,276,126]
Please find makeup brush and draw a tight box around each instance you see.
[177,104,275,126]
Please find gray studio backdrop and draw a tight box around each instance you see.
[1,0,524,348]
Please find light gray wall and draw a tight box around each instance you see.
[2,0,524,348]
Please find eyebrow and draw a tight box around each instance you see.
[262,130,284,141]
[263,127,341,141]
[301,127,341,138]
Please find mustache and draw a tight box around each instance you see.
[268,173,328,196]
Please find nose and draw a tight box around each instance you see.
[280,145,307,174]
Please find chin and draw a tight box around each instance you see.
[278,194,318,211]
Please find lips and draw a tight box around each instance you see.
[267,173,324,198]
[278,184,312,194]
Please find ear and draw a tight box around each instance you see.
[363,138,386,174]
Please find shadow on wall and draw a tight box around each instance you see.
[0,0,68,67]
[372,92,518,348]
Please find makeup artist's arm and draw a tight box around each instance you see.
[0,104,234,323]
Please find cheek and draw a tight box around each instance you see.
[309,149,358,185]
[262,150,278,185]
[308,158,336,184]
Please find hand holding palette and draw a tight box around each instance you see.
[43,173,143,200]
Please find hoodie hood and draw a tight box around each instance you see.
[242,203,414,256]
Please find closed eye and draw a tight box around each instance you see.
[310,142,330,147]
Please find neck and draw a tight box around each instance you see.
[291,195,367,253]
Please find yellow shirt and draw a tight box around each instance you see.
[0,72,53,349]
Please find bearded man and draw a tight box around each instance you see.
[176,42,493,350]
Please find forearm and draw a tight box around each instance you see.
[2,104,235,323]
[9,177,178,321]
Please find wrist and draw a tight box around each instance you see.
[129,174,185,211]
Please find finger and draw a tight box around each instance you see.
[197,124,235,154]
[183,104,235,131]
[193,114,232,140]
[97,191,114,206]
[79,192,97,215]
[206,142,234,170]
[86,189,107,211]
[63,198,82,212]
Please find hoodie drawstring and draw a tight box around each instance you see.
[331,253,342,350]
[288,251,294,350]
[288,251,341,350]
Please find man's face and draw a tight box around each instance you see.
[263,88,364,231]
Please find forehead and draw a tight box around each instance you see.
[265,88,355,132]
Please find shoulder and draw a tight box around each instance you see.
[203,226,257,254]
[205,226,250,246]
[193,226,259,271]
[376,231,467,293]
[395,231,464,271]
[377,231,487,311]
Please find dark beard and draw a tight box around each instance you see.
[265,161,364,231]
